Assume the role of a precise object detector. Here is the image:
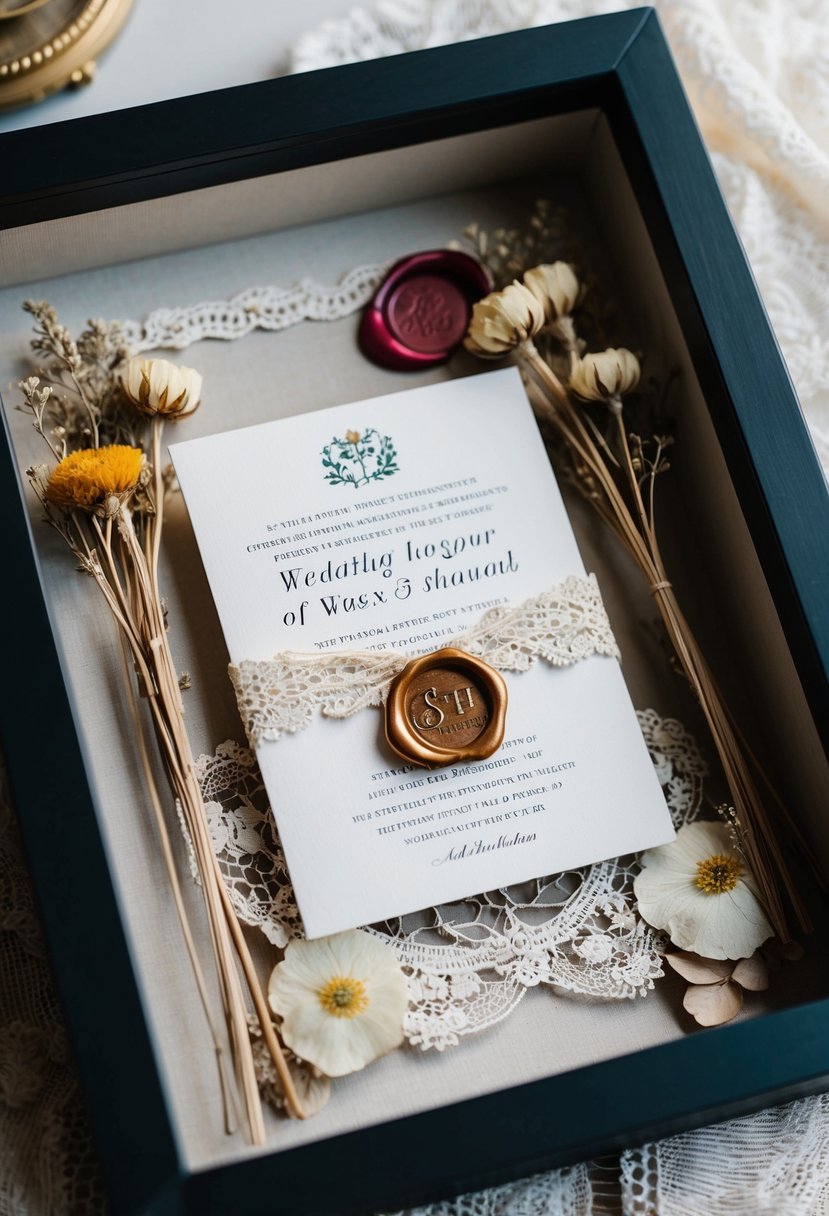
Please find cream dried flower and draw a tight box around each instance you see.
[268,930,408,1077]
[569,348,640,411]
[634,821,773,961]
[523,262,579,324]
[120,356,202,419]
[464,280,545,357]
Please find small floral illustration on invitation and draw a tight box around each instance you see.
[321,427,398,488]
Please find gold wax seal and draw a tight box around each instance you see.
[384,647,507,769]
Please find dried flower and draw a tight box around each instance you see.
[120,356,202,419]
[45,445,144,516]
[634,821,773,960]
[665,949,769,1027]
[569,348,641,410]
[523,262,579,324]
[464,280,545,357]
[268,930,408,1077]
[20,303,303,1133]
[345,430,361,444]
[247,1015,331,1118]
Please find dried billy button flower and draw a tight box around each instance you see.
[569,348,641,413]
[120,356,202,419]
[523,262,580,325]
[45,445,144,517]
[464,280,545,357]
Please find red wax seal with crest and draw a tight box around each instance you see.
[360,250,491,370]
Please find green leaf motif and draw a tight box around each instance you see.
[320,428,399,490]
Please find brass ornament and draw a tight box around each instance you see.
[0,0,133,112]
[384,647,507,769]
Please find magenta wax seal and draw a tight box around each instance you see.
[359,250,491,370]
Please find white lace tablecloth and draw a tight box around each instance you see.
[2,3,829,1215]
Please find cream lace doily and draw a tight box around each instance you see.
[196,708,704,1052]
[230,576,619,748]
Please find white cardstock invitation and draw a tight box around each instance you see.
[171,368,674,937]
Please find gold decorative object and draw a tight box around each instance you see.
[0,0,132,112]
[384,647,507,768]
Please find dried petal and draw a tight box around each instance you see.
[664,952,734,985]
[683,980,743,1026]
[731,953,770,992]
[286,1054,332,1118]
[523,262,580,324]
[249,1026,332,1118]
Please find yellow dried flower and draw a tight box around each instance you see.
[523,262,580,324]
[464,280,545,358]
[120,356,202,419]
[345,430,361,444]
[569,349,641,408]
[46,445,143,516]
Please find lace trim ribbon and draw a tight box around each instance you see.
[121,263,389,354]
[230,574,619,748]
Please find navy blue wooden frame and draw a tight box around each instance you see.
[1,9,827,1214]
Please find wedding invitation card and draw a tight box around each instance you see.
[171,368,674,937]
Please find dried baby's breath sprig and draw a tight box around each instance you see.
[458,198,576,288]
[464,265,809,945]
[19,304,304,1141]
[18,302,138,454]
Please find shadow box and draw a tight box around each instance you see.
[1,8,828,1215]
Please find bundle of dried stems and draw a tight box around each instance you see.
[19,302,302,1141]
[465,267,812,945]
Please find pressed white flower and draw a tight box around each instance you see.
[464,280,545,357]
[569,348,640,410]
[634,821,773,960]
[523,262,580,324]
[268,930,408,1077]
[120,356,202,418]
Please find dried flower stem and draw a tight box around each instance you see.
[115,631,238,1134]
[47,497,305,1136]
[22,314,304,1133]
[520,340,810,942]
[112,504,305,1126]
